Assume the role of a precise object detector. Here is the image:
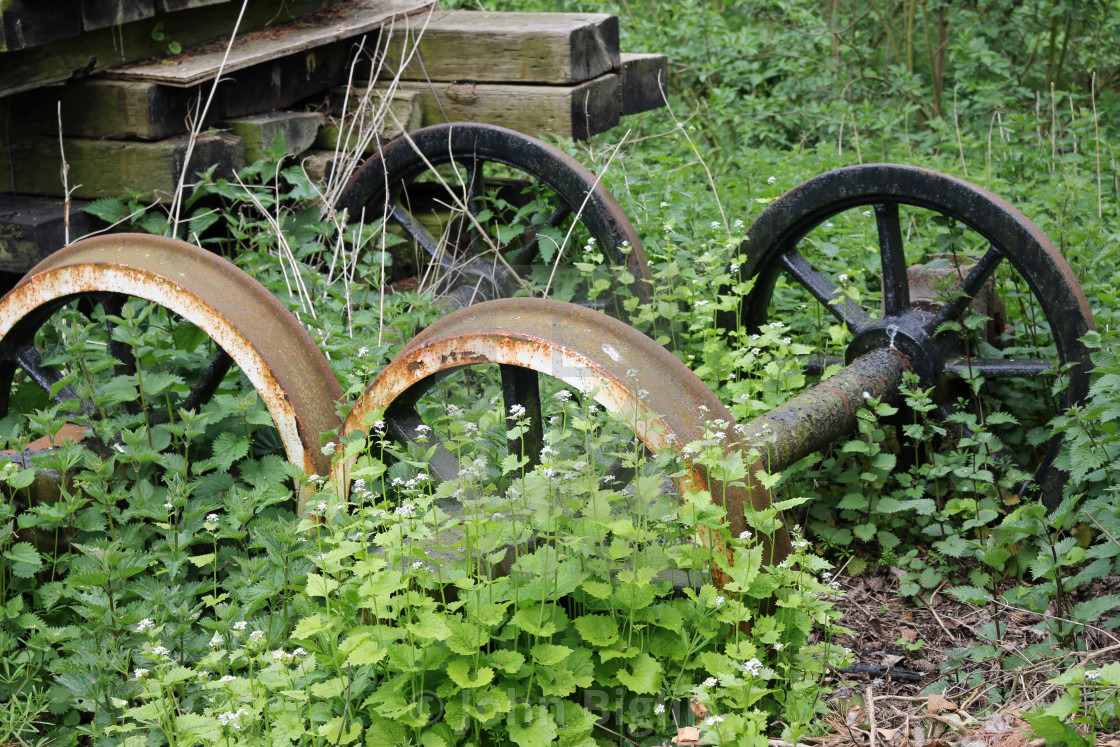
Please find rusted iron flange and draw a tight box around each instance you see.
[728,164,1095,506]
[332,297,793,587]
[0,234,344,479]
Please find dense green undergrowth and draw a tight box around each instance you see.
[4,0,1120,744]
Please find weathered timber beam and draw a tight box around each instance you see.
[0,0,338,98]
[0,132,243,201]
[619,52,668,116]
[379,10,619,85]
[383,74,620,141]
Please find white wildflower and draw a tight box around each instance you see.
[713,596,725,607]
[135,618,154,633]
[233,621,247,631]
[702,677,718,688]
[742,658,763,676]
[151,645,170,657]
[767,176,777,185]
[321,442,337,455]
[654,703,666,715]
[509,404,526,418]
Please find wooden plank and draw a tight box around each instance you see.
[0,0,338,98]
[106,0,435,87]
[315,87,421,150]
[385,74,619,141]
[0,0,83,53]
[4,38,357,140]
[81,0,155,32]
[0,195,104,272]
[381,11,618,85]
[0,132,244,201]
[7,80,198,141]
[619,52,667,115]
[228,111,324,162]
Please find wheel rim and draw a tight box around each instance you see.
[332,297,793,587]
[731,164,1095,506]
[337,123,651,313]
[0,234,344,481]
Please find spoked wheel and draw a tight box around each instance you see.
[729,164,1095,507]
[331,298,792,588]
[0,234,343,484]
[336,123,651,316]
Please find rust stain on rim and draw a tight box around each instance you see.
[0,234,344,479]
[335,297,794,587]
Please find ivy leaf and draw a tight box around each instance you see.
[4,543,42,578]
[616,653,662,694]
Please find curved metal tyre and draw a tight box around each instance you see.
[331,297,793,586]
[0,234,344,481]
[729,164,1095,505]
[337,123,651,313]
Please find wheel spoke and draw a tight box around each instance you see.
[924,246,1004,335]
[14,347,96,417]
[385,402,461,485]
[501,364,542,474]
[779,249,871,332]
[389,203,446,265]
[944,357,1055,378]
[510,204,571,266]
[148,349,233,425]
[874,202,910,315]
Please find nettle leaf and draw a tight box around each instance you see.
[1070,595,1120,623]
[211,432,249,470]
[445,659,494,689]
[574,614,620,647]
[616,652,662,694]
[4,542,42,578]
[947,585,990,605]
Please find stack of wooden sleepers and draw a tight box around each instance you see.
[0,0,667,274]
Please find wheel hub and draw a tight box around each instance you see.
[846,311,943,388]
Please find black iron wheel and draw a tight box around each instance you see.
[336,123,650,316]
[727,163,1095,507]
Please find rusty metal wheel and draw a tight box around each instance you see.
[336,123,651,315]
[331,297,792,586]
[0,234,343,480]
[729,164,1095,506]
